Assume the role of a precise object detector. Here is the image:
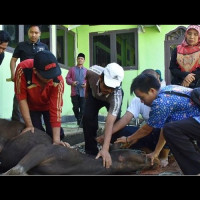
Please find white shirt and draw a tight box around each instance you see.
[161,80,166,88]
[127,82,166,122]
[127,97,151,122]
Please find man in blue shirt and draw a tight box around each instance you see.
[115,73,200,174]
[0,30,11,65]
[10,25,48,122]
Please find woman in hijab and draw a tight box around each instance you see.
[170,25,200,88]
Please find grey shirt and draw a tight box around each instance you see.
[86,65,123,116]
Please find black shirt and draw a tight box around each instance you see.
[13,40,48,62]
[0,52,4,65]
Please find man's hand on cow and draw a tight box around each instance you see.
[96,149,112,168]
[53,141,71,148]
[146,151,159,166]
[115,136,139,148]
[114,136,136,148]
[20,126,35,135]
[96,134,104,145]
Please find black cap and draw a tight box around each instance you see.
[77,53,85,59]
[34,50,61,79]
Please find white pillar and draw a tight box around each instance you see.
[50,25,57,56]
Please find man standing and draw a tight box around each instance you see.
[10,25,48,122]
[66,53,87,127]
[0,30,11,65]
[14,50,69,147]
[83,63,124,168]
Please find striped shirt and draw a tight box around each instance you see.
[86,65,123,116]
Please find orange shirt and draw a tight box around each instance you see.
[15,59,64,127]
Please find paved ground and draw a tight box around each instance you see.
[62,121,105,146]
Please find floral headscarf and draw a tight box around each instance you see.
[181,25,200,47]
[177,25,200,72]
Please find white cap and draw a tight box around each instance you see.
[103,63,124,88]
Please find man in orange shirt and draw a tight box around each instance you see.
[15,50,69,147]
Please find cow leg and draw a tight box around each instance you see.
[3,144,52,175]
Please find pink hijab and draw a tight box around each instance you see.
[177,25,200,72]
[181,25,200,47]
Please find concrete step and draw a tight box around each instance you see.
[63,129,84,146]
[61,122,105,146]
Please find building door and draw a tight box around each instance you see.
[164,26,186,85]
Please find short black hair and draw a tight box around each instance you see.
[77,53,85,59]
[28,25,42,31]
[130,73,160,94]
[0,30,11,44]
[141,69,158,78]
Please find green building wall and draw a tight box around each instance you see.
[69,25,187,118]
[0,25,187,121]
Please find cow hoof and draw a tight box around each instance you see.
[3,165,26,175]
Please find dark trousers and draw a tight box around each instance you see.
[71,95,85,125]
[11,95,24,122]
[83,89,122,155]
[30,111,64,140]
[163,118,200,175]
[111,126,165,151]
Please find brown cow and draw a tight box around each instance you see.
[0,119,157,175]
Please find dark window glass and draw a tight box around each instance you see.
[90,29,138,70]
[40,25,50,49]
[56,26,75,68]
[3,25,19,48]
[93,35,110,67]
[67,31,75,67]
[56,27,65,64]
[116,32,135,67]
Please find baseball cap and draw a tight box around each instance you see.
[34,50,61,79]
[103,63,124,88]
